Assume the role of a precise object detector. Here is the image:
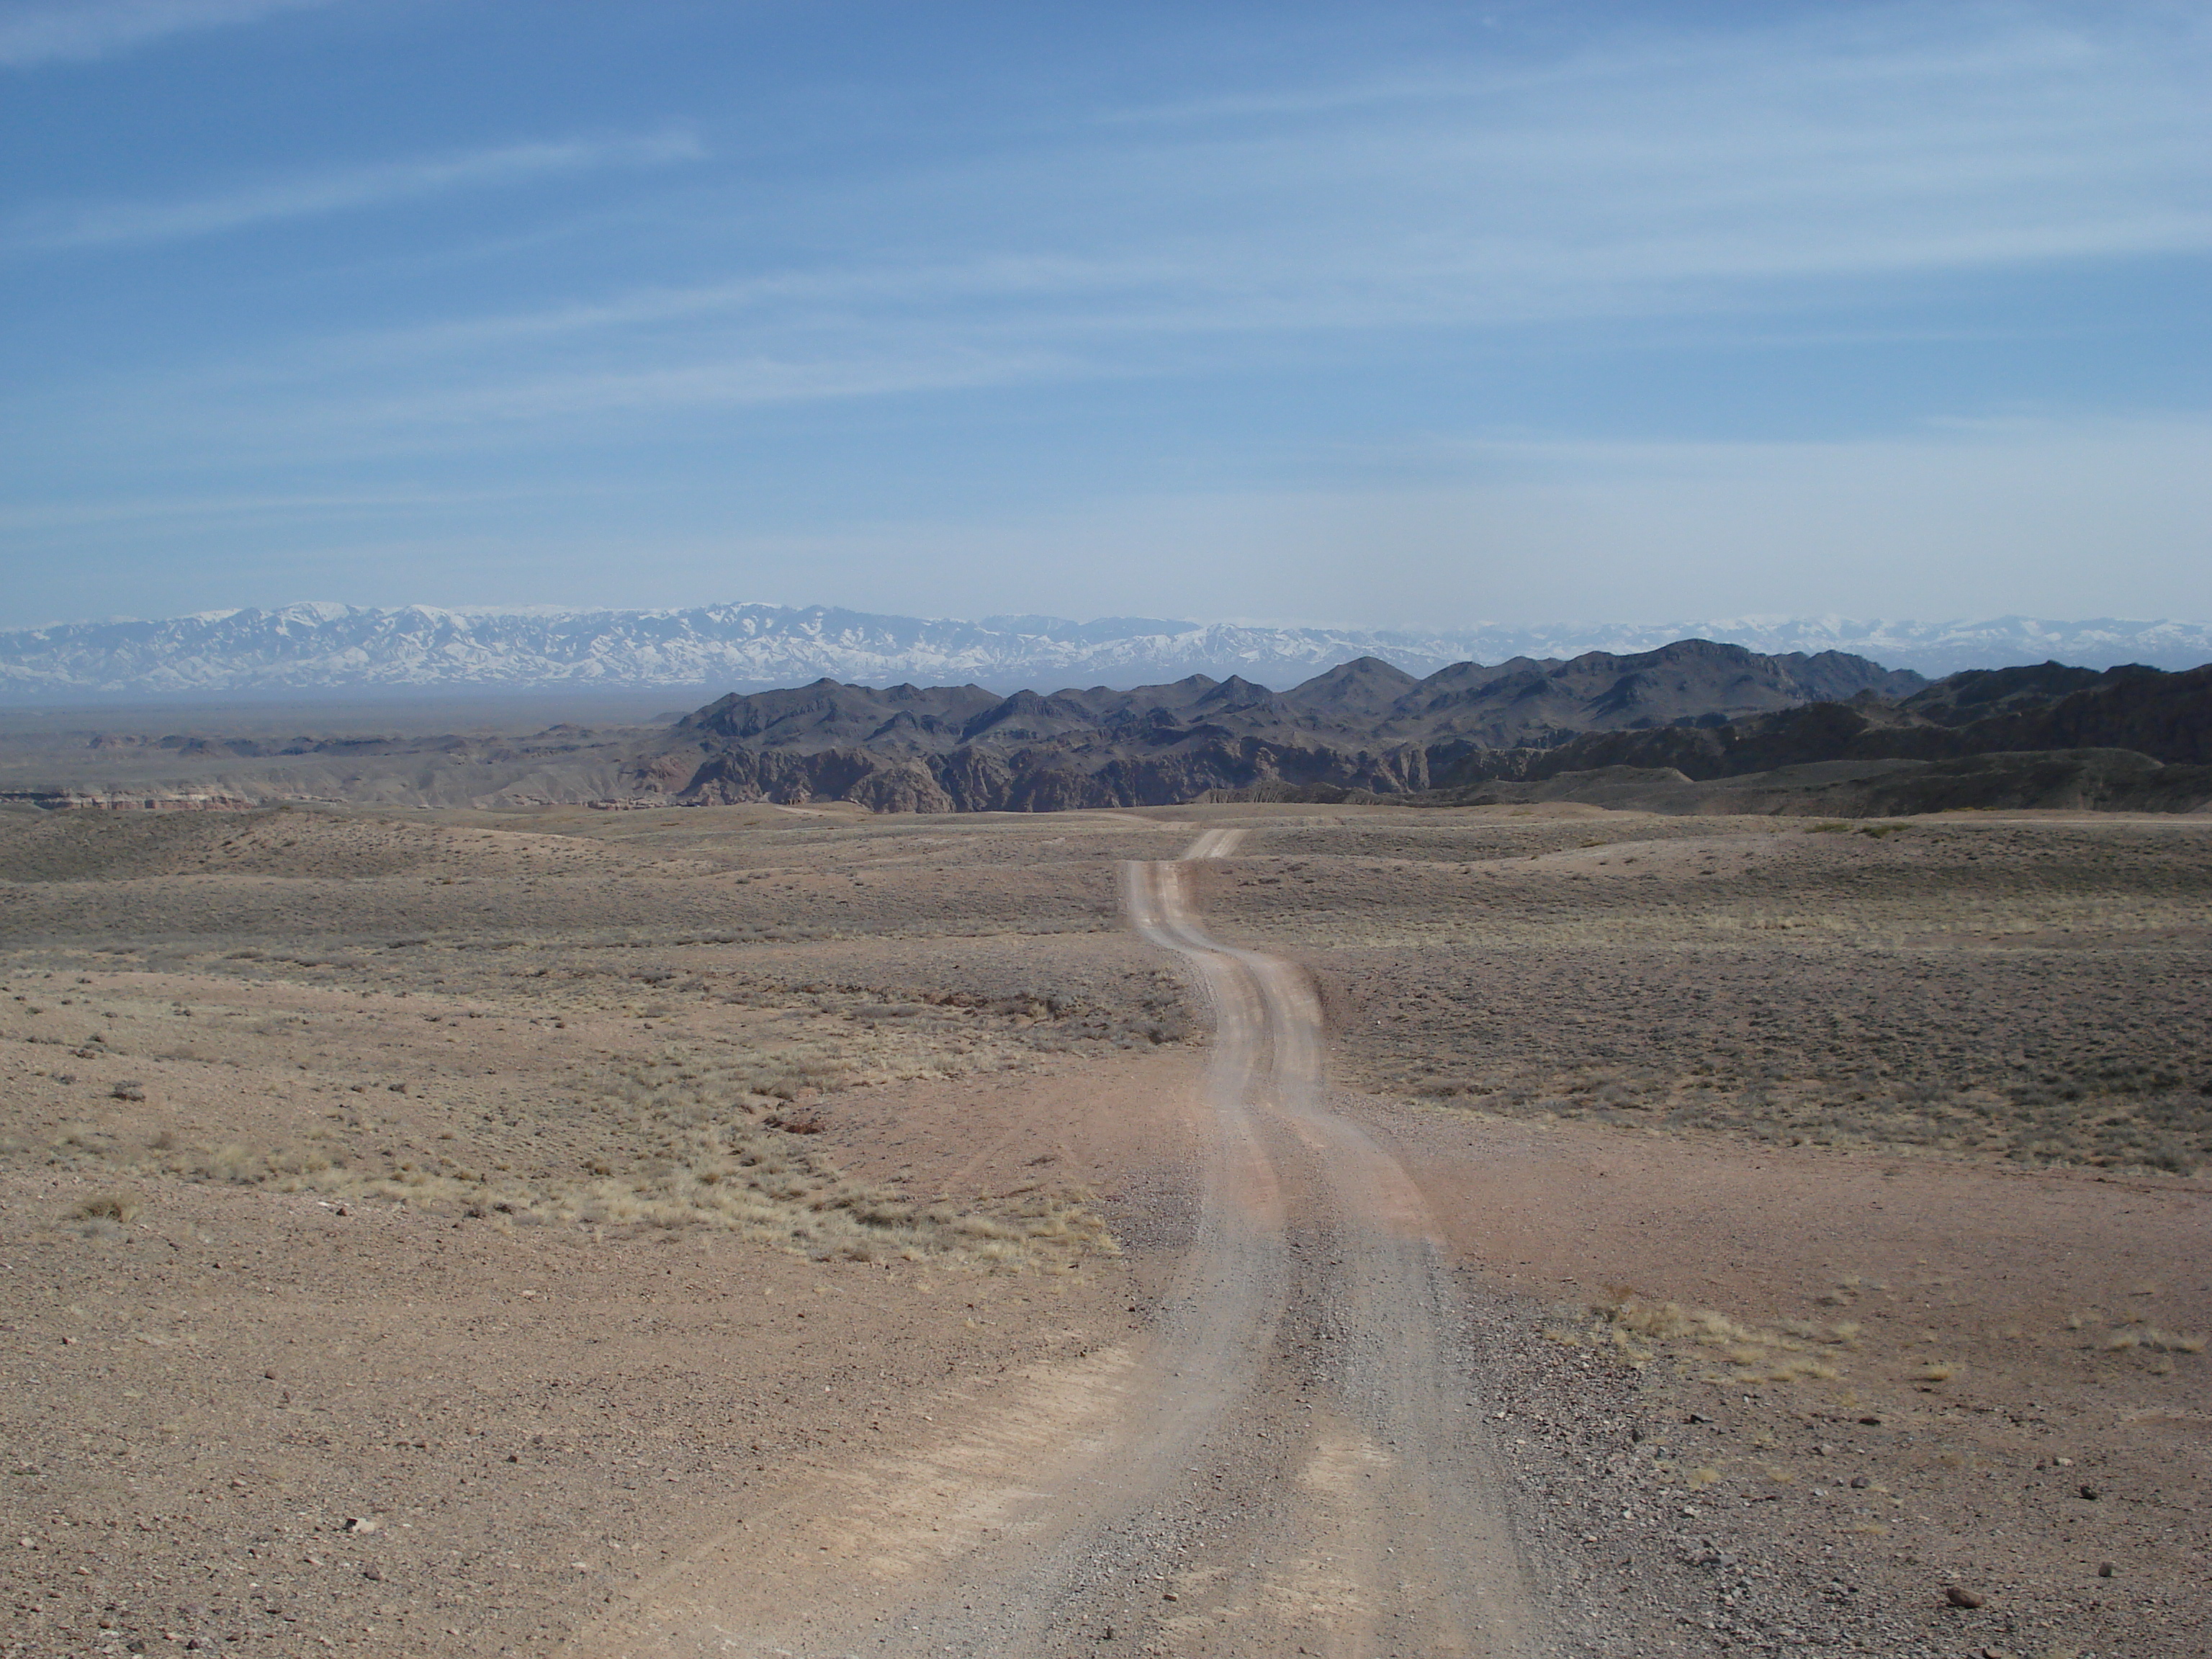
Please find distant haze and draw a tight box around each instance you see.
[2,603,2208,705]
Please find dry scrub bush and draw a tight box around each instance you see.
[1583,1292,1853,1385]
[73,1190,143,1223]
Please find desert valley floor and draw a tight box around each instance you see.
[1,798,2207,1658]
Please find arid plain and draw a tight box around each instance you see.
[3,797,2208,1658]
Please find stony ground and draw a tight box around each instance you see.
[1197,807,2212,1172]
[1,796,2206,1657]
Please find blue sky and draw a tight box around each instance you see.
[3,0,2208,631]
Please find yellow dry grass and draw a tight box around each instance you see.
[37,1053,1115,1270]
[1583,1290,1856,1385]
[2100,1326,2206,1355]
[71,1189,144,1223]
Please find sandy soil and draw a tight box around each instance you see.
[2,797,2206,1657]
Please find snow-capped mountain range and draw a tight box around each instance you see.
[1,603,2207,701]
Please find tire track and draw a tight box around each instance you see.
[1123,830,1535,1658]
[579,824,1538,1657]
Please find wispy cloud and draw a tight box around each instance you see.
[1064,10,2212,310]
[0,0,333,68]
[12,5,2212,495]
[0,483,536,533]
[6,129,704,251]
[295,254,1172,367]
[343,342,1082,428]
[253,5,2212,417]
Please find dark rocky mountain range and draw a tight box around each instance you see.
[1235,662,2212,817]
[1437,662,2212,783]
[625,640,1923,811]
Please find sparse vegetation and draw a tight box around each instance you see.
[2099,1326,2206,1355]
[71,1188,143,1223]
[23,1040,1115,1267]
[1581,1292,1855,1385]
[1202,815,2212,1174]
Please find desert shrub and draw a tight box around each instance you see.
[1585,1292,1853,1384]
[2144,1139,2196,1175]
[73,1190,143,1223]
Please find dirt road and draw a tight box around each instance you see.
[1115,832,1536,1655]
[584,830,1539,1658]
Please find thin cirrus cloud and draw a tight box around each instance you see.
[271,256,1179,385]
[351,346,1082,428]
[0,482,545,534]
[438,21,2212,339]
[5,128,706,253]
[197,9,2212,438]
[0,0,333,67]
[1074,18,2212,299]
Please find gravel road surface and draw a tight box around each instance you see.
[586,829,1541,1657]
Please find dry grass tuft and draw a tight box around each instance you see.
[71,1190,143,1223]
[1583,1292,1853,1384]
[2100,1326,2206,1355]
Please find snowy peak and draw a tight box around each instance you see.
[0,602,2206,701]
